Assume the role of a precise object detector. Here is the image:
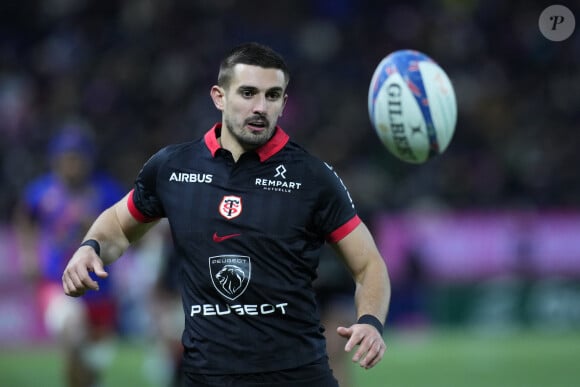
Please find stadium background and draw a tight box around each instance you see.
[0,1,579,386]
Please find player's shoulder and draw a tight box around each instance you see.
[283,140,323,166]
[158,139,201,157]
[148,138,204,165]
[281,140,342,182]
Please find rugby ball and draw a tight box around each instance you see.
[368,50,457,164]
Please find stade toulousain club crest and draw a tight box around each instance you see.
[219,195,242,219]
[209,255,251,300]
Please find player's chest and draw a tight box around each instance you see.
[159,159,316,231]
[163,158,304,192]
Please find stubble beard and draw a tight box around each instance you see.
[224,118,275,149]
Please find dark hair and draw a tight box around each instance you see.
[217,42,290,88]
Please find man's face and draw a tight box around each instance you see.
[52,151,92,188]
[214,64,288,149]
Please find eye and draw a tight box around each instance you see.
[241,89,255,98]
[266,91,282,101]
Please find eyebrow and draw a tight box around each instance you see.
[238,85,285,93]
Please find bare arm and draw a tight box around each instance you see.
[62,192,158,297]
[332,221,391,369]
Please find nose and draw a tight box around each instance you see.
[253,94,267,114]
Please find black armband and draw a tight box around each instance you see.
[357,314,384,335]
[80,239,101,257]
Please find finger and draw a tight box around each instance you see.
[360,337,386,369]
[69,269,87,289]
[352,337,372,363]
[336,326,351,338]
[75,268,100,291]
[345,331,364,353]
[67,271,88,296]
[81,275,100,291]
[365,342,386,369]
[62,274,72,295]
[90,260,108,279]
[369,348,386,368]
[359,340,381,368]
[62,271,74,293]
[68,268,95,292]
[63,274,84,297]
[68,288,84,297]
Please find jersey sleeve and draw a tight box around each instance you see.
[312,161,361,243]
[127,148,169,222]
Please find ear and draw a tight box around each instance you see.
[210,85,225,111]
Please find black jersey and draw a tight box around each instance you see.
[128,124,361,374]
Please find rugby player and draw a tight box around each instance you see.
[17,125,124,387]
[62,42,391,386]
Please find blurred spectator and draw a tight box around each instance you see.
[13,120,125,387]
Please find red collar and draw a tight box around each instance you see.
[204,123,289,162]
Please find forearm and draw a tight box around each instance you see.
[353,256,390,324]
[336,241,391,369]
[82,193,158,266]
[334,222,391,324]
[81,205,132,265]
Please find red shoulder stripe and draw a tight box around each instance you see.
[127,189,158,223]
[326,215,361,243]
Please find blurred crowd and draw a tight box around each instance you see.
[0,0,578,223]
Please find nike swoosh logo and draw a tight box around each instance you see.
[212,232,241,242]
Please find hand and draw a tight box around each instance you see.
[62,246,108,297]
[337,323,386,369]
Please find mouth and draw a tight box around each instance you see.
[246,117,268,131]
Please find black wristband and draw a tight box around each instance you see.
[80,239,101,257]
[357,314,384,335]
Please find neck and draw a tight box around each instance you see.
[218,131,245,162]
